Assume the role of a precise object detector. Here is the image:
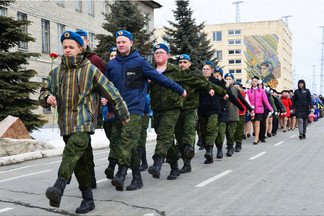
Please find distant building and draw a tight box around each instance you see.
[155,19,293,91]
[1,0,161,121]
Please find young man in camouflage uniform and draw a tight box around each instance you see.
[105,31,186,191]
[175,56,227,173]
[40,30,129,214]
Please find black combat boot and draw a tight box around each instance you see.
[167,161,181,180]
[234,142,242,152]
[104,158,118,180]
[111,165,128,191]
[303,134,306,139]
[139,148,148,172]
[90,168,97,189]
[45,177,67,208]
[183,144,195,159]
[204,146,213,164]
[180,159,191,174]
[226,144,234,157]
[75,187,95,214]
[148,154,164,179]
[216,148,223,159]
[126,166,143,191]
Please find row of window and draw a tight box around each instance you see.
[1,9,95,54]
[213,49,242,60]
[56,0,95,15]
[212,29,242,42]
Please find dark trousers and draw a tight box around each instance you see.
[272,117,279,134]
[259,113,267,141]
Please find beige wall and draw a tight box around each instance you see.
[155,19,293,91]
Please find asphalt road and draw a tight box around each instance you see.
[1,120,324,216]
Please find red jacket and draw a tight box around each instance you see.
[281,96,292,118]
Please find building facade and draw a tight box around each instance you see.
[1,0,161,121]
[155,19,293,91]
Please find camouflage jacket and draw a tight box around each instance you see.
[39,55,129,136]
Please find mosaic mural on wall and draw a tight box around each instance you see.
[244,34,281,88]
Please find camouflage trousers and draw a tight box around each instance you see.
[138,115,150,149]
[175,109,197,158]
[234,115,245,144]
[60,132,91,189]
[226,121,238,146]
[154,109,180,164]
[199,114,219,147]
[103,121,117,162]
[215,121,227,149]
[110,114,142,168]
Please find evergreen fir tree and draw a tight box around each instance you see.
[96,1,155,60]
[0,1,46,131]
[164,0,216,70]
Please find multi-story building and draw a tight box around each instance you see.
[155,19,293,91]
[1,0,161,121]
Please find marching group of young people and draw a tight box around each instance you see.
[39,29,319,214]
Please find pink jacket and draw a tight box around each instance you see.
[247,87,273,114]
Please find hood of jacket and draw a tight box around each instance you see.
[298,79,306,90]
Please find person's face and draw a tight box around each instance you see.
[116,36,133,56]
[62,39,83,57]
[154,49,169,65]
[251,78,259,87]
[283,91,288,97]
[109,51,117,60]
[298,82,304,89]
[178,59,192,70]
[261,65,269,73]
[202,65,212,78]
[225,76,234,85]
[213,72,222,80]
[81,36,89,49]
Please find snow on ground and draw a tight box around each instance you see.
[0,127,157,166]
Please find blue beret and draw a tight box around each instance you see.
[75,29,88,37]
[224,73,235,80]
[108,46,117,53]
[115,30,133,41]
[153,43,170,53]
[204,60,214,67]
[213,67,223,75]
[60,30,84,47]
[178,54,191,62]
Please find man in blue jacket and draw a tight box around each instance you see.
[104,30,186,191]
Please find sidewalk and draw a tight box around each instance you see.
[0,128,156,166]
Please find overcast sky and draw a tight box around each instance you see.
[154,0,324,93]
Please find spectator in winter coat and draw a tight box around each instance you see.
[292,79,312,139]
[280,90,292,132]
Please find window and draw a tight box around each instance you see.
[228,29,241,35]
[228,59,241,64]
[41,19,50,53]
[88,32,95,49]
[17,12,28,50]
[56,0,64,6]
[0,6,7,16]
[229,49,242,54]
[75,0,82,11]
[213,31,222,41]
[57,23,65,55]
[236,69,242,73]
[228,40,241,45]
[236,78,242,83]
[229,69,235,73]
[214,50,222,60]
[87,0,94,15]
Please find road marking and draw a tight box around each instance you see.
[195,170,233,187]
[0,208,13,213]
[98,157,108,161]
[0,161,60,175]
[289,135,297,138]
[0,170,51,183]
[249,152,266,160]
[144,214,155,216]
[93,151,107,156]
[274,141,285,147]
[97,179,108,184]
